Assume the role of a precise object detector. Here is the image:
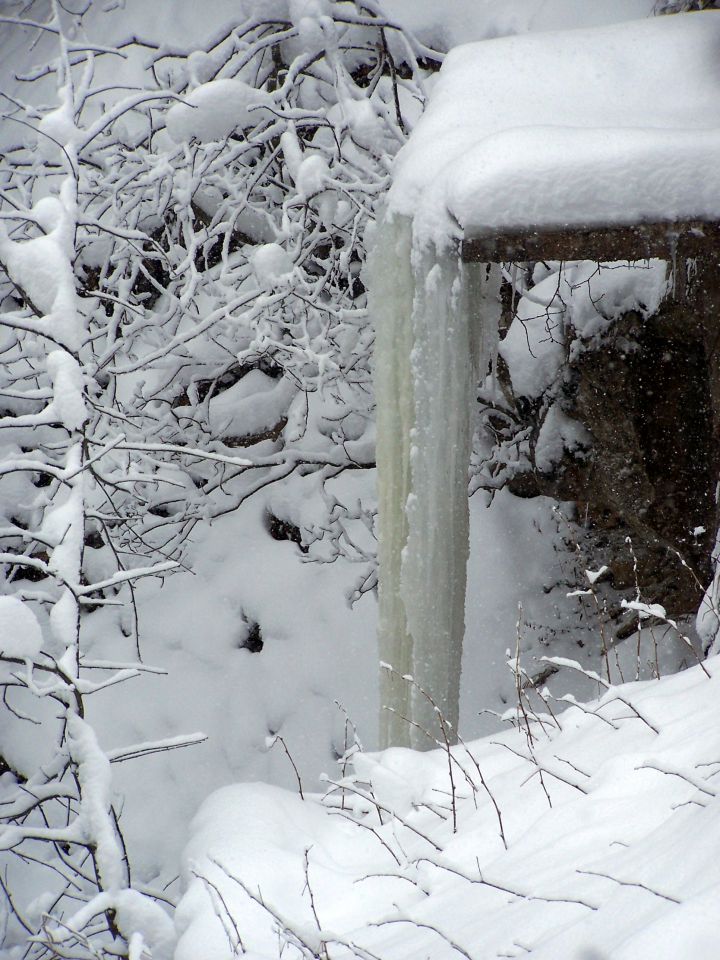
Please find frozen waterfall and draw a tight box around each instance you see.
[371,214,501,749]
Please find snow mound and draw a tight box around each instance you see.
[166,79,272,143]
[389,12,720,244]
[176,659,720,959]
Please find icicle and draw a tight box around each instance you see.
[669,231,679,300]
[372,212,501,749]
[468,260,502,384]
[371,214,415,748]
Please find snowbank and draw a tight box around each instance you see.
[388,12,720,245]
[176,658,720,959]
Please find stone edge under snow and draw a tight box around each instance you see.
[387,12,720,245]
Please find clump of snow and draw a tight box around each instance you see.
[61,888,176,960]
[37,89,78,158]
[251,243,295,285]
[343,98,385,153]
[499,271,565,399]
[499,258,670,402]
[388,13,720,244]
[296,154,330,199]
[186,50,216,85]
[32,196,64,232]
[176,658,720,959]
[208,371,296,441]
[294,154,336,228]
[0,224,74,317]
[535,403,590,473]
[289,0,331,52]
[46,350,88,431]
[166,79,272,143]
[288,0,330,23]
[567,260,669,343]
[66,713,126,892]
[280,129,304,182]
[0,596,42,660]
[112,889,176,960]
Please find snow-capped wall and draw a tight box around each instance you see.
[387,12,720,245]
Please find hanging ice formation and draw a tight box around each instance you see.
[371,214,501,749]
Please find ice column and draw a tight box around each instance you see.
[372,216,415,748]
[372,214,500,749]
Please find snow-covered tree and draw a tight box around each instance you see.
[0,0,431,952]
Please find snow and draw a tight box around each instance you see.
[0,226,74,317]
[382,0,657,51]
[66,713,126,892]
[173,370,297,443]
[388,13,720,244]
[534,404,590,474]
[165,79,273,144]
[60,889,175,960]
[37,98,78,159]
[251,244,295,284]
[296,154,330,200]
[0,596,42,661]
[87,480,379,881]
[499,257,670,401]
[46,351,88,431]
[566,260,669,343]
[176,658,720,959]
[1,1,718,955]
[342,98,385,153]
[499,273,565,400]
[210,373,296,441]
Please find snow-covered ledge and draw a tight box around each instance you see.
[371,10,720,750]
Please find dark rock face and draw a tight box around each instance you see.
[577,316,713,612]
[496,260,720,621]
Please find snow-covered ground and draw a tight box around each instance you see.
[83,479,699,897]
[87,481,619,883]
[175,656,720,959]
[2,2,719,956]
